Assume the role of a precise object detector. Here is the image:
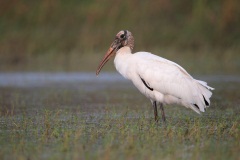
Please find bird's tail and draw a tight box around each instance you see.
[194,80,214,113]
[197,80,214,104]
[197,80,215,91]
[182,80,214,114]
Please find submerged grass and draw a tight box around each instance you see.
[0,81,239,160]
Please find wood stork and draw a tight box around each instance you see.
[96,30,214,123]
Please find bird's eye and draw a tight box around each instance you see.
[120,34,125,39]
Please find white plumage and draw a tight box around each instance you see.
[96,30,214,122]
[114,47,213,113]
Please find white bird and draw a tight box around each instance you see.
[96,30,214,123]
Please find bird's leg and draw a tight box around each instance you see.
[152,101,159,122]
[159,103,166,123]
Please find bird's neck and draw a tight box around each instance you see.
[114,46,132,79]
[117,46,132,55]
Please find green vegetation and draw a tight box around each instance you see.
[0,81,239,160]
[0,0,240,73]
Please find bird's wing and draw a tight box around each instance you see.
[133,52,203,106]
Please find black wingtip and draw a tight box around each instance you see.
[140,77,153,91]
[194,103,205,112]
[194,104,199,110]
[203,95,209,106]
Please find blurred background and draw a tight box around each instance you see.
[0,0,239,74]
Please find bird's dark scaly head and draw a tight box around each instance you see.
[96,30,134,75]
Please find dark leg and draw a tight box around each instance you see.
[159,103,166,123]
[152,101,158,122]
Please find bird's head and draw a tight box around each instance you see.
[96,30,134,75]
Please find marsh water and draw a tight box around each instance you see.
[0,72,239,160]
[0,72,240,87]
[0,72,239,115]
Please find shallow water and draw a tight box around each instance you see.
[0,72,239,160]
[0,72,239,88]
[0,72,239,116]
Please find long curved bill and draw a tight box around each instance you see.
[96,42,118,75]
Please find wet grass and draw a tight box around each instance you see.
[0,81,239,160]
